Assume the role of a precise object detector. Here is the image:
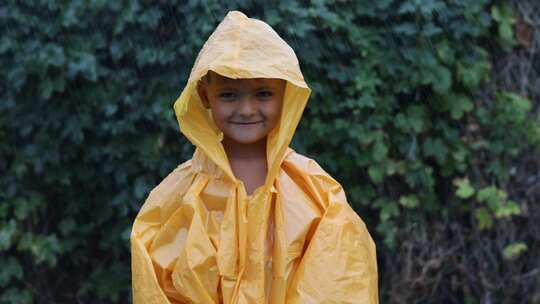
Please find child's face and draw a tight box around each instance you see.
[198,72,285,145]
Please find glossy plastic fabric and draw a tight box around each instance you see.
[131,11,378,304]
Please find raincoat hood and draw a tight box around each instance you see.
[174,11,311,186]
[131,11,378,304]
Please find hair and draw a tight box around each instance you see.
[200,71,213,84]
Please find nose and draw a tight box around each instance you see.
[237,96,257,118]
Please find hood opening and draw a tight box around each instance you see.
[173,11,311,189]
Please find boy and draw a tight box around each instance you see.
[131,11,378,304]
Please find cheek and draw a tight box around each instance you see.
[209,102,233,123]
[264,101,283,125]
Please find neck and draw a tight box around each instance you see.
[222,136,267,161]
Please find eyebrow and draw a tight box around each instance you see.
[215,85,276,91]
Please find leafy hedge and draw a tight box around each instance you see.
[1,0,539,303]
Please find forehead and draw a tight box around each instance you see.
[210,72,284,87]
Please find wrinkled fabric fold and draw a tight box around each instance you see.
[132,150,378,303]
[131,10,378,304]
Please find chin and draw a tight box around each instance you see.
[226,133,268,145]
[231,137,266,145]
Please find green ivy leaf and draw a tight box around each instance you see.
[436,40,455,65]
[377,220,397,249]
[457,60,491,89]
[494,200,521,218]
[495,92,532,125]
[502,242,527,260]
[423,137,448,164]
[407,105,427,133]
[0,287,33,304]
[474,207,493,230]
[491,4,516,49]
[368,164,385,183]
[399,195,419,208]
[430,65,452,94]
[476,186,506,211]
[0,257,23,287]
[372,140,388,162]
[449,94,474,120]
[0,220,17,251]
[454,178,475,199]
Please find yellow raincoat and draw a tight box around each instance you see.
[131,11,378,304]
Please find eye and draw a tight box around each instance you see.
[218,91,237,101]
[256,90,274,99]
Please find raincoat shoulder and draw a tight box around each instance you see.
[281,151,379,303]
[131,160,193,240]
[131,160,196,304]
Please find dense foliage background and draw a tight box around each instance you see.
[1,0,539,303]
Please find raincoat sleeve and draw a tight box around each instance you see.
[131,162,193,304]
[287,158,379,304]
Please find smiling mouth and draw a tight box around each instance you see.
[230,121,263,125]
